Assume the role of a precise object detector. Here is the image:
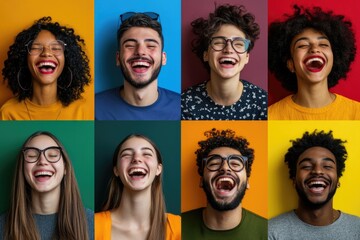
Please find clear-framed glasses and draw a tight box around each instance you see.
[209,37,250,54]
[203,154,248,172]
[25,40,67,56]
[120,12,160,23]
[22,146,63,163]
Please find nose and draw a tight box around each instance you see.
[223,39,234,53]
[131,152,143,163]
[311,164,324,175]
[40,46,53,56]
[37,151,48,165]
[219,159,231,172]
[309,44,320,53]
[135,43,146,56]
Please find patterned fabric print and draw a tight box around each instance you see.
[181,80,267,120]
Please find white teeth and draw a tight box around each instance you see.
[34,171,53,177]
[37,62,57,68]
[131,61,150,67]
[308,181,326,187]
[219,58,236,64]
[306,57,324,65]
[218,177,234,184]
[129,168,146,175]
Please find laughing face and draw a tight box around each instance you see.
[23,135,65,195]
[287,28,333,87]
[117,27,166,89]
[114,136,162,191]
[204,24,249,81]
[202,147,248,211]
[294,146,338,209]
[27,30,65,87]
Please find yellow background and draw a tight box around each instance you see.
[181,121,268,219]
[268,121,360,218]
[0,0,94,117]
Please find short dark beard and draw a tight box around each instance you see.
[120,57,162,89]
[203,177,247,211]
[295,181,337,210]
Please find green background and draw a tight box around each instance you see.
[95,121,181,214]
[0,121,94,213]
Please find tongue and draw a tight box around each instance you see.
[39,67,55,74]
[36,175,52,182]
[217,181,233,191]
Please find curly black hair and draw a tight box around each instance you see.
[191,4,260,73]
[268,5,356,92]
[117,13,164,50]
[285,130,347,180]
[2,16,91,106]
[195,128,254,177]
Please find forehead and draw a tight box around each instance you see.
[208,146,241,156]
[33,30,57,43]
[120,27,161,43]
[120,137,155,151]
[212,24,246,38]
[297,146,336,164]
[25,135,58,147]
[292,28,329,44]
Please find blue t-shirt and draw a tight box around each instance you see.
[95,86,181,120]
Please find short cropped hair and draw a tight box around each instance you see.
[195,128,254,177]
[191,4,260,72]
[269,5,356,92]
[285,130,347,179]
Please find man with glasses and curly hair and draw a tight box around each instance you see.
[96,12,180,120]
[181,4,268,120]
[269,130,360,239]
[182,128,267,239]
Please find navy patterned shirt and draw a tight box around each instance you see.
[181,80,267,120]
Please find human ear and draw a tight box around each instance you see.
[203,51,209,62]
[156,163,163,176]
[287,59,295,73]
[116,51,120,66]
[161,52,167,65]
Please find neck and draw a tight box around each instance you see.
[112,187,152,226]
[206,76,243,106]
[31,188,61,215]
[295,200,339,226]
[202,203,243,230]
[121,81,158,107]
[294,80,334,108]
[31,83,58,105]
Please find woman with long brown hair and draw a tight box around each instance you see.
[95,134,180,240]
[0,131,93,240]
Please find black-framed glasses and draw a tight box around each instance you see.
[120,12,159,23]
[209,37,250,54]
[203,154,248,172]
[25,40,66,56]
[22,146,63,163]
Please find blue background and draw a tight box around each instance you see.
[95,0,181,93]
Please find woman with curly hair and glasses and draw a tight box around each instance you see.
[268,5,360,120]
[0,131,93,239]
[95,134,181,240]
[0,17,91,120]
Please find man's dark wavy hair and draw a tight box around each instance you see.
[195,128,254,177]
[2,16,91,106]
[285,130,347,179]
[117,13,164,50]
[268,5,356,92]
[191,4,260,73]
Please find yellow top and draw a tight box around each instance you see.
[94,211,181,240]
[268,94,360,120]
[0,97,92,120]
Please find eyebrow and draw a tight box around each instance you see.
[119,147,154,155]
[298,157,336,165]
[293,36,329,45]
[122,38,160,45]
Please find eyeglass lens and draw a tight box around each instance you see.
[205,154,246,172]
[23,147,62,163]
[26,40,66,56]
[120,12,159,23]
[210,37,249,53]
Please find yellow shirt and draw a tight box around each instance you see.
[268,94,360,120]
[0,97,92,120]
[94,211,181,240]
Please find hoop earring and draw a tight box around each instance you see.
[58,67,73,89]
[17,68,32,91]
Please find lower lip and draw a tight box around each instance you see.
[38,68,56,74]
[35,176,52,182]
[305,64,325,73]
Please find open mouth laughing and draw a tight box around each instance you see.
[34,170,54,182]
[36,61,58,74]
[305,178,329,194]
[128,167,148,179]
[218,57,238,67]
[212,175,238,197]
[303,56,325,72]
[128,57,153,73]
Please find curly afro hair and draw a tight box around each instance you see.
[2,16,91,106]
[285,130,347,180]
[191,4,260,73]
[268,5,356,92]
[195,128,254,177]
